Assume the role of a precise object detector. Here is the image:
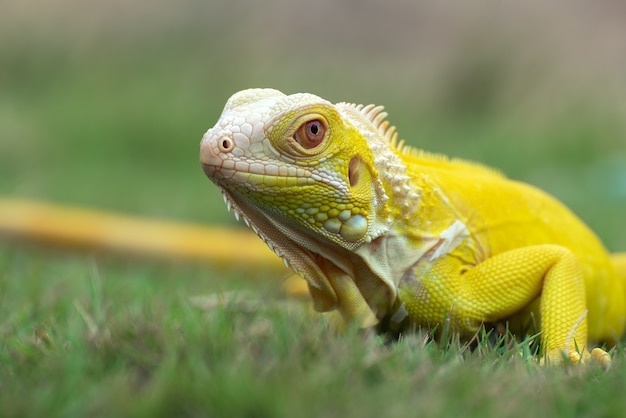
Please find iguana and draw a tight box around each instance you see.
[200,88,626,366]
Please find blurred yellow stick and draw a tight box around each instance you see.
[0,197,286,270]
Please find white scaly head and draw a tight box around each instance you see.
[200,88,423,321]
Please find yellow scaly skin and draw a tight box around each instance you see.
[200,88,626,366]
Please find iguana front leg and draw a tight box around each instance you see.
[401,244,610,366]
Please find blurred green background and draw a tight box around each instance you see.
[1,0,625,248]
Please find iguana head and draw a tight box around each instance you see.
[200,89,413,319]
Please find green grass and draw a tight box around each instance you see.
[2,244,626,418]
[2,1,626,417]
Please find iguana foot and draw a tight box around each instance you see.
[567,348,611,369]
[590,347,612,369]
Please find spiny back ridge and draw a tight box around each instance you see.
[349,103,401,145]
[349,102,503,178]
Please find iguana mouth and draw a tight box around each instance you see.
[200,162,218,178]
[200,136,315,185]
[202,163,317,195]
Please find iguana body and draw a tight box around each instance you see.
[200,88,626,365]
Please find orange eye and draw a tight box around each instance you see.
[294,119,326,149]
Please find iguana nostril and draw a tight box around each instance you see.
[218,137,234,152]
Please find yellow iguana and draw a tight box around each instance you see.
[199,88,626,366]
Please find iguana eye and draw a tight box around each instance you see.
[294,119,326,149]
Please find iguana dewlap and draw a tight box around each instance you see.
[200,88,626,365]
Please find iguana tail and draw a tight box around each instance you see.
[612,252,626,284]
